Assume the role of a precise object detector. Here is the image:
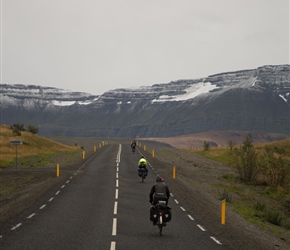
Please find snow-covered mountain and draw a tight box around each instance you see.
[1,64,289,137]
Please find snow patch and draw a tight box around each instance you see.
[52,100,76,106]
[152,82,217,102]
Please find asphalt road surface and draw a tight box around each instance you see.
[0,144,230,250]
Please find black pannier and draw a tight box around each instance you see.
[163,206,172,222]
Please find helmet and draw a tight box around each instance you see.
[156,176,164,182]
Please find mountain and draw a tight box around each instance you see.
[1,64,289,138]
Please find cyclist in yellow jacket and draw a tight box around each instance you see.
[138,156,148,177]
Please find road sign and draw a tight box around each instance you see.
[10,140,23,145]
[10,141,23,168]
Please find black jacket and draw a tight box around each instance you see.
[149,182,170,203]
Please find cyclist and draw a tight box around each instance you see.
[131,140,136,152]
[149,176,171,225]
[138,156,148,177]
[149,176,170,205]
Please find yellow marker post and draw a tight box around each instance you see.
[144,145,146,151]
[221,199,226,224]
[152,149,155,158]
[94,146,97,152]
[173,166,176,179]
[56,163,60,177]
[82,151,85,159]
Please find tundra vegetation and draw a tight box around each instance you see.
[0,124,80,168]
[196,134,290,235]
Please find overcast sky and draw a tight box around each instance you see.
[0,0,289,95]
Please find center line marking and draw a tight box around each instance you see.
[112,218,117,236]
[115,189,119,199]
[110,241,116,250]
[114,202,118,214]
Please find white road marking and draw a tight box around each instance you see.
[40,204,46,210]
[188,215,194,220]
[11,223,22,230]
[114,202,118,215]
[61,185,65,189]
[49,197,54,202]
[174,199,179,204]
[66,180,70,184]
[110,241,116,250]
[112,218,117,236]
[180,206,186,211]
[116,180,119,188]
[27,213,36,219]
[116,173,118,179]
[55,191,60,195]
[117,167,119,172]
[115,189,119,199]
[70,176,73,179]
[210,236,222,245]
[197,224,206,231]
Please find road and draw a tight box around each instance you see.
[0,143,229,249]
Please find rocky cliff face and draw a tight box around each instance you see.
[1,64,289,137]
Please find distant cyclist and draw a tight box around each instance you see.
[131,140,136,152]
[138,156,148,177]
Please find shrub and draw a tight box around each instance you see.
[27,125,39,134]
[231,134,260,183]
[218,189,233,203]
[203,141,210,151]
[264,209,283,226]
[260,147,290,188]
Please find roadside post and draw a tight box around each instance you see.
[173,166,176,179]
[56,163,60,177]
[152,149,155,158]
[221,199,226,224]
[10,140,23,168]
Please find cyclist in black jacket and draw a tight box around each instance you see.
[149,176,170,205]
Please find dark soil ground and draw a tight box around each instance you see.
[0,139,289,250]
